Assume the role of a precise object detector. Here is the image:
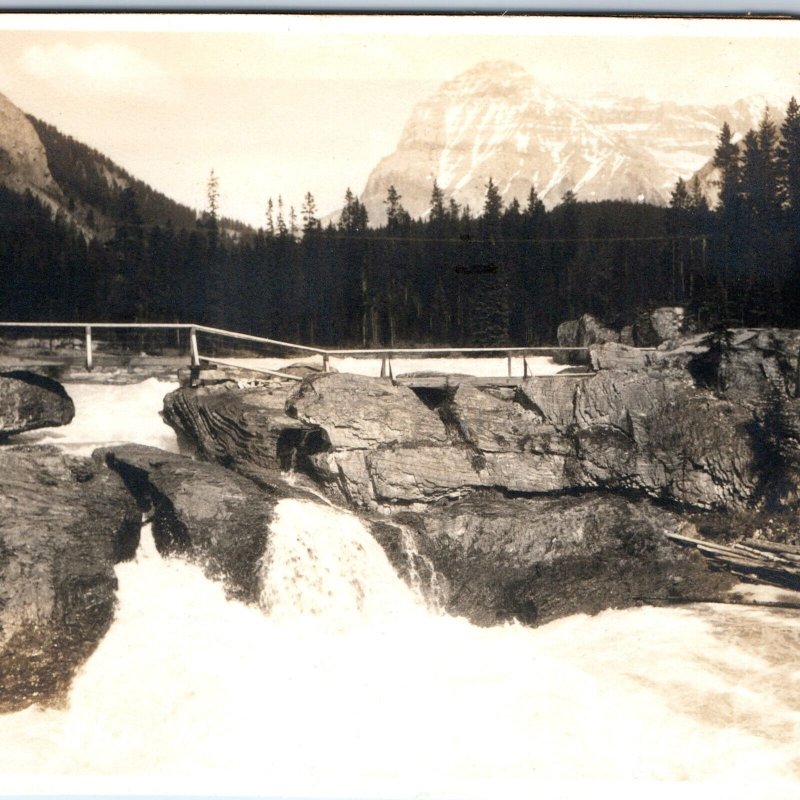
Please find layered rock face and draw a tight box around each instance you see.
[0,446,140,711]
[275,332,797,513]
[162,375,320,487]
[0,370,75,437]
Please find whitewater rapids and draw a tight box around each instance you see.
[2,378,800,798]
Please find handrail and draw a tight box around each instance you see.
[192,324,328,355]
[0,320,597,378]
[327,346,586,355]
[0,322,196,329]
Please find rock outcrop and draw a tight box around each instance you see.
[0,445,140,711]
[558,308,694,349]
[0,90,61,200]
[159,329,800,621]
[163,331,800,514]
[374,492,736,626]
[0,370,75,437]
[103,444,280,602]
[557,314,623,347]
[162,376,319,486]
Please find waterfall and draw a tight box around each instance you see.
[259,498,427,628]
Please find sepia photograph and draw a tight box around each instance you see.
[1,10,800,797]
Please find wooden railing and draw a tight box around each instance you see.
[0,321,589,380]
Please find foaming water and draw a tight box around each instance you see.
[260,500,425,627]
[2,381,800,796]
[12,377,179,456]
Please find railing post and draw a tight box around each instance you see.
[388,353,393,380]
[795,348,800,399]
[85,325,93,372]
[507,351,512,378]
[190,326,200,367]
[380,354,387,378]
[523,357,529,379]
[323,353,330,373]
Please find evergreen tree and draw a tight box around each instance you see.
[466,178,509,345]
[778,97,800,212]
[384,185,406,231]
[340,189,368,233]
[301,191,320,234]
[447,198,460,223]
[483,177,503,228]
[429,180,446,223]
[713,122,741,214]
[276,196,287,236]
[689,175,709,213]
[265,198,275,236]
[206,169,220,222]
[670,177,691,211]
[525,186,545,218]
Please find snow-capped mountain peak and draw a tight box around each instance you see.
[360,61,765,223]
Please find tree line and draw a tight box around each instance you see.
[2,98,800,346]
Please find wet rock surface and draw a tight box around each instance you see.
[0,370,75,437]
[379,491,736,626]
[0,445,140,711]
[103,444,281,603]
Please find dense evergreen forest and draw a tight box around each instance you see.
[2,99,800,346]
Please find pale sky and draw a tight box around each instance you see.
[0,13,799,227]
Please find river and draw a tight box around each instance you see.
[2,377,800,798]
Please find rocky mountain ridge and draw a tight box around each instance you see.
[360,60,770,224]
[0,90,208,238]
[0,91,62,208]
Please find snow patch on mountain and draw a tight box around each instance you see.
[360,61,768,225]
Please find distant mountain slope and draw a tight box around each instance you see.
[360,61,766,224]
[27,115,200,237]
[0,89,251,239]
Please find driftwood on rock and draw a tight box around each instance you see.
[0,445,140,712]
[0,370,75,437]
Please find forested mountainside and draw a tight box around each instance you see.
[27,116,250,239]
[1,92,800,344]
[28,116,199,235]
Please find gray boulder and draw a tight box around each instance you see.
[162,378,315,485]
[103,444,282,603]
[287,372,449,449]
[381,492,735,626]
[575,314,622,346]
[0,370,75,437]
[556,319,579,347]
[0,445,140,711]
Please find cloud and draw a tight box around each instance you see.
[20,42,174,98]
